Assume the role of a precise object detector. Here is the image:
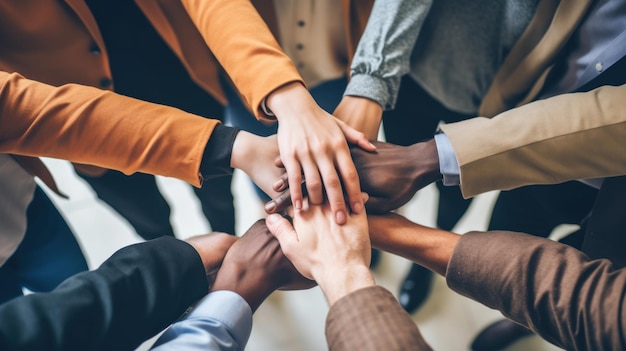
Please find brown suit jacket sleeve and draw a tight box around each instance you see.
[0,71,219,187]
[447,231,626,350]
[440,84,626,198]
[326,286,432,351]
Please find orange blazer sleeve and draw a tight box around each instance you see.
[179,0,304,120]
[0,71,218,187]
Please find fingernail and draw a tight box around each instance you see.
[352,201,363,213]
[273,178,285,190]
[335,210,346,224]
[369,142,376,149]
[295,200,302,210]
[264,202,276,213]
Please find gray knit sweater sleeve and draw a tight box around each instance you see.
[344,0,433,110]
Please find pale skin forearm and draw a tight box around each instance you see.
[367,214,460,276]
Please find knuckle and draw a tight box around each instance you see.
[306,179,323,193]
[342,169,360,184]
[324,175,341,189]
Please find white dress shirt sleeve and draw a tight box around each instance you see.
[434,133,460,186]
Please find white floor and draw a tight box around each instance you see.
[41,157,564,351]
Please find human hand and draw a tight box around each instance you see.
[230,132,284,199]
[265,139,442,214]
[349,139,442,213]
[266,198,375,306]
[210,219,315,311]
[333,96,384,140]
[185,232,238,287]
[266,82,376,225]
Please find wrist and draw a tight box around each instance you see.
[230,130,256,171]
[409,139,442,184]
[200,124,239,180]
[210,262,274,312]
[265,81,313,120]
[315,264,375,306]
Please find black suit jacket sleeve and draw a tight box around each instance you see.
[0,237,209,351]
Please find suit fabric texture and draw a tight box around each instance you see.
[0,237,208,351]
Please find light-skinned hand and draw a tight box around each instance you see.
[265,82,376,225]
[266,198,375,306]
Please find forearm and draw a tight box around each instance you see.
[441,84,626,198]
[179,0,303,120]
[344,0,433,110]
[0,72,219,187]
[0,237,208,351]
[368,214,458,276]
[447,231,626,350]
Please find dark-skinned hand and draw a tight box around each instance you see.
[264,139,442,214]
[210,219,315,312]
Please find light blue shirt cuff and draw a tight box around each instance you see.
[151,291,253,351]
[434,133,460,186]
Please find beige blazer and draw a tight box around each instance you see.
[441,84,626,197]
[439,0,626,198]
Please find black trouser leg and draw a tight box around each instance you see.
[78,170,175,240]
[192,175,236,234]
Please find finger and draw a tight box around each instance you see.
[266,213,299,254]
[301,162,324,206]
[335,149,363,216]
[336,119,376,152]
[274,155,284,168]
[264,189,291,214]
[283,156,304,210]
[265,181,309,214]
[361,192,369,204]
[272,173,289,193]
[316,155,348,225]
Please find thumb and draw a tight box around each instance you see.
[266,213,298,253]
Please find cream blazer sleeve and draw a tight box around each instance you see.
[440,84,626,198]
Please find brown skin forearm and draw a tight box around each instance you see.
[367,213,460,276]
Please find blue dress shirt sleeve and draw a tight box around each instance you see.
[150,291,253,351]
